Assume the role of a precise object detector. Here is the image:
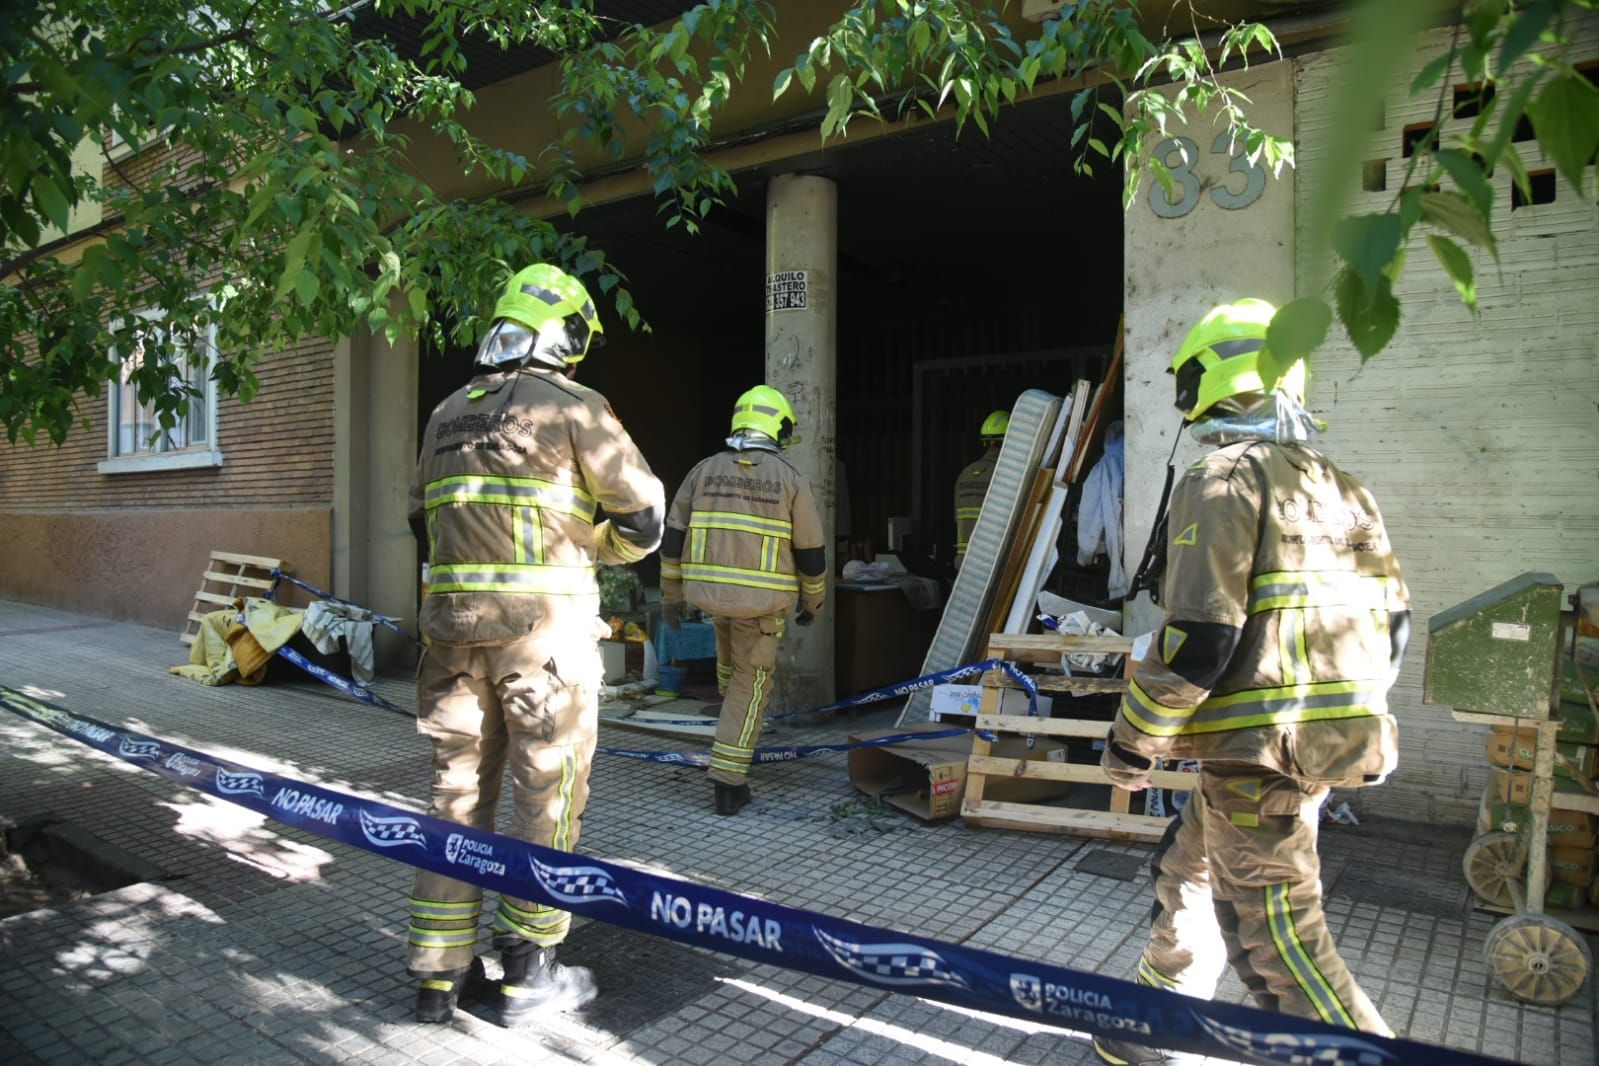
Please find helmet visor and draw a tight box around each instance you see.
[475,320,536,369]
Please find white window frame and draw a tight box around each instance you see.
[98,312,225,474]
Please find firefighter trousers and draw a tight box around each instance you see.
[406,639,599,975]
[708,614,784,786]
[1133,761,1390,1035]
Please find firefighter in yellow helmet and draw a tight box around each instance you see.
[953,410,1008,570]
[405,263,664,1027]
[659,385,827,815]
[1095,298,1409,1065]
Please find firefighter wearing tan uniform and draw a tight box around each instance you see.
[952,410,1007,570]
[1096,300,1410,1066]
[406,264,664,1028]
[660,385,827,816]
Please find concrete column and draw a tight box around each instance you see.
[331,334,370,606]
[363,320,420,669]
[765,173,837,711]
[1122,60,1296,636]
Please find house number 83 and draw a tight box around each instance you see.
[1148,132,1266,218]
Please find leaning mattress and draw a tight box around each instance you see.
[898,388,1063,725]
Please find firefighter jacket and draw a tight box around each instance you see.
[1103,440,1410,789]
[409,368,664,650]
[953,446,999,566]
[660,448,827,620]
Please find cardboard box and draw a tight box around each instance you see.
[1486,801,1599,850]
[1485,726,1596,782]
[1488,768,1594,806]
[599,639,652,684]
[929,683,1053,720]
[1547,880,1587,912]
[1550,847,1597,887]
[847,725,1070,821]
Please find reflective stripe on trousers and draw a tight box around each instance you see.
[708,615,784,787]
[406,641,598,974]
[1133,762,1390,1035]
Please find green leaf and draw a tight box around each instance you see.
[1499,0,1556,73]
[275,227,315,300]
[1410,51,1453,94]
[1526,73,1599,195]
[1332,212,1403,289]
[772,67,793,100]
[1434,149,1493,216]
[1399,186,1426,230]
[1334,268,1401,362]
[32,178,71,233]
[294,269,320,307]
[1426,234,1477,313]
[1071,88,1092,122]
[1263,297,1332,387]
[1419,190,1498,259]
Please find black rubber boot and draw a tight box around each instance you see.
[412,956,486,1024]
[1092,1035,1202,1066]
[714,782,751,816]
[497,943,597,1027]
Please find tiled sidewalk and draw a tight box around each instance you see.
[0,599,1593,1064]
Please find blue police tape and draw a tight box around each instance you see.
[269,569,421,646]
[276,646,406,716]
[0,684,1506,1066]
[597,728,971,767]
[596,657,1033,763]
[623,658,1037,730]
[768,657,1038,722]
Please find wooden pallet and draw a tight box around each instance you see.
[961,633,1196,842]
[180,551,288,645]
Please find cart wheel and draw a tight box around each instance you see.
[1484,914,1593,1006]
[1463,831,1542,908]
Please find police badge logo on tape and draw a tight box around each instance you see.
[163,752,204,777]
[444,833,506,876]
[814,928,969,990]
[359,809,427,849]
[530,856,628,907]
[216,770,266,799]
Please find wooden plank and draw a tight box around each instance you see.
[1067,316,1125,485]
[1552,792,1599,815]
[976,713,1120,737]
[1476,900,1599,933]
[179,633,197,646]
[1033,676,1127,695]
[210,551,288,569]
[980,672,1126,695]
[990,633,1135,657]
[978,468,1053,641]
[194,591,237,607]
[968,755,1196,790]
[961,799,1171,843]
[963,683,1004,812]
[202,570,276,589]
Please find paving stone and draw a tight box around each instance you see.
[2,599,1595,1064]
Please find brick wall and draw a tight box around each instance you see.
[0,334,336,512]
[1295,23,1599,825]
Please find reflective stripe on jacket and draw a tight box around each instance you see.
[409,369,663,648]
[660,449,826,619]
[953,447,998,565]
[1107,440,1409,787]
